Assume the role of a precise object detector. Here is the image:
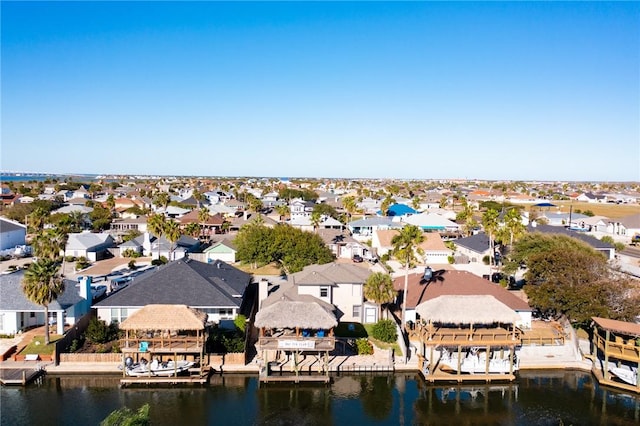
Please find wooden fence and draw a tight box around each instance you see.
[59,353,123,363]
[54,312,94,365]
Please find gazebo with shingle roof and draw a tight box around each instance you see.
[119,304,207,367]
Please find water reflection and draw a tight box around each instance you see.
[1,371,639,425]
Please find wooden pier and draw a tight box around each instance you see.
[0,367,45,386]
[259,375,331,384]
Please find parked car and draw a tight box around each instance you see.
[352,254,364,263]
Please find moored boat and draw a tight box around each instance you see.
[123,358,195,377]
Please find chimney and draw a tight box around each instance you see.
[258,279,269,309]
[78,276,92,313]
[142,231,151,254]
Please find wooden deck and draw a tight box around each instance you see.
[0,367,44,386]
[259,375,331,384]
[120,337,204,354]
[409,326,520,347]
[422,366,516,383]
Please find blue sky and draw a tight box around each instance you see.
[2,1,639,181]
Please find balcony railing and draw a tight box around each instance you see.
[120,337,205,353]
[257,336,335,351]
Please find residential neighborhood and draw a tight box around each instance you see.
[1,175,640,396]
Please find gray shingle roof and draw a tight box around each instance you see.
[94,259,251,308]
[526,224,614,249]
[455,233,490,253]
[0,218,26,233]
[0,271,83,312]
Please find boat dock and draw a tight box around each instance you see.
[0,366,45,386]
[259,375,331,384]
[120,375,209,387]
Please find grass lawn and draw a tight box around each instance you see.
[234,262,282,275]
[20,335,62,355]
[532,202,639,219]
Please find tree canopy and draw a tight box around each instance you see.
[505,233,640,326]
[234,223,334,273]
[22,258,65,344]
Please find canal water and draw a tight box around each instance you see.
[1,370,639,425]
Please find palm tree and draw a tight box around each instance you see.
[391,225,424,326]
[364,272,396,320]
[154,192,171,212]
[22,258,65,344]
[342,196,358,224]
[198,207,209,240]
[184,223,200,238]
[147,214,166,260]
[275,204,290,222]
[310,211,322,234]
[482,209,500,270]
[32,228,67,261]
[380,195,396,216]
[164,220,181,261]
[503,208,526,247]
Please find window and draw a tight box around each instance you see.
[352,305,361,318]
[320,287,328,298]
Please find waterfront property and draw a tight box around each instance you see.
[254,280,336,383]
[0,272,92,336]
[94,259,252,327]
[118,304,207,380]
[591,316,640,393]
[412,294,521,383]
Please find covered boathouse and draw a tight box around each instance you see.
[591,316,640,393]
[254,289,337,384]
[412,295,521,383]
[118,304,208,382]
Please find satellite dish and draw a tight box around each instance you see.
[423,266,433,282]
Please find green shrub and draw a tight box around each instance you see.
[482,255,490,265]
[371,319,397,343]
[234,315,246,333]
[151,256,168,266]
[65,255,76,262]
[122,249,140,258]
[447,255,455,264]
[356,338,373,355]
[101,403,150,426]
[86,318,120,344]
[75,257,91,270]
[127,260,137,270]
[69,338,81,352]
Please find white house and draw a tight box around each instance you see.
[288,262,373,323]
[0,217,26,251]
[65,232,115,262]
[0,272,92,336]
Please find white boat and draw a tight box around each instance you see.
[609,365,638,386]
[439,348,519,374]
[124,358,195,377]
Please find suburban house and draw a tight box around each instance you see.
[381,203,416,217]
[0,217,27,251]
[203,239,237,263]
[118,232,199,261]
[94,259,253,328]
[401,212,461,234]
[454,233,492,263]
[536,212,591,227]
[317,229,374,260]
[287,262,375,323]
[110,216,149,235]
[288,215,344,232]
[178,209,226,239]
[348,217,403,240]
[372,229,451,264]
[65,232,115,261]
[289,198,316,219]
[0,272,92,336]
[394,269,532,328]
[527,223,616,260]
[611,213,640,240]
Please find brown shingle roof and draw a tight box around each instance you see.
[393,270,531,311]
[375,230,447,251]
[592,317,640,337]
